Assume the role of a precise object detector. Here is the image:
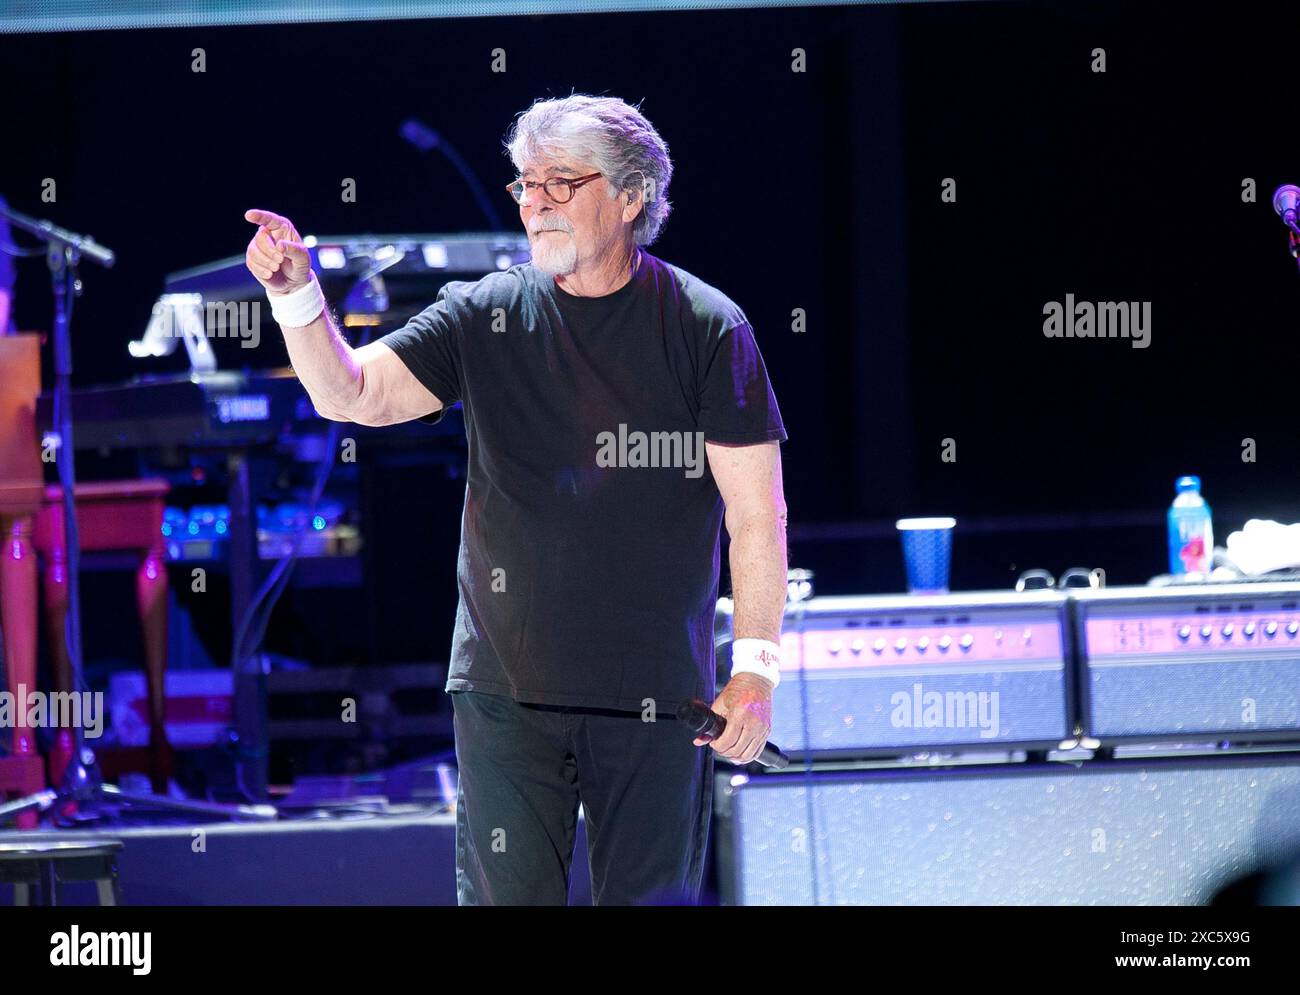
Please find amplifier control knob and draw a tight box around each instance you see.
[1022,628,1033,644]
[1221,624,1235,639]
[1288,621,1299,638]
[938,635,952,652]
[1177,625,1192,641]
[1199,625,1214,641]
[959,633,974,651]
[1264,621,1278,638]
[851,638,865,654]
[873,638,887,655]
[916,637,930,652]
[829,640,843,655]
[993,629,1004,644]
[894,638,908,653]
[1243,623,1256,639]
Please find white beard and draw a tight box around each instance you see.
[530,230,578,276]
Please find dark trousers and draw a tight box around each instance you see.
[450,689,714,905]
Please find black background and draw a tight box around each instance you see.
[2,0,1297,664]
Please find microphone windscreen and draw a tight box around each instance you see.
[1271,184,1300,217]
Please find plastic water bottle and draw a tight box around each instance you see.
[1167,475,1213,575]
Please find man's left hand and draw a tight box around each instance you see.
[692,672,774,764]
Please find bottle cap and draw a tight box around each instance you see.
[1175,475,1201,492]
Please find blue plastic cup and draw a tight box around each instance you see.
[896,517,956,594]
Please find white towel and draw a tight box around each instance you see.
[1224,519,1300,576]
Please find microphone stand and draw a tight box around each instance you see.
[398,119,504,231]
[1273,185,1300,275]
[0,204,275,827]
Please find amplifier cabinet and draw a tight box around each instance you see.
[1074,582,1300,744]
[716,591,1073,759]
[715,753,1300,905]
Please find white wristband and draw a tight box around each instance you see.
[268,273,326,328]
[730,637,781,688]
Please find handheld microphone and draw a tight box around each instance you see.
[677,698,790,769]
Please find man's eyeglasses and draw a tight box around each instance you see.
[506,172,602,205]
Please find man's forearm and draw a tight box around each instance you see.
[276,307,364,420]
[728,511,788,644]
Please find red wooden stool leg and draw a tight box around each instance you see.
[137,545,172,793]
[41,537,77,793]
[1,514,44,828]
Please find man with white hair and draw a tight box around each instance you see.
[243,94,788,905]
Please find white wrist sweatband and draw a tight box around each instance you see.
[268,273,326,328]
[731,637,782,688]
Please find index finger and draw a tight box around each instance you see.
[244,208,289,230]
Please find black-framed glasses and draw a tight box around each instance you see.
[505,172,602,205]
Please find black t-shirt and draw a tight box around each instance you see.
[377,250,786,713]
